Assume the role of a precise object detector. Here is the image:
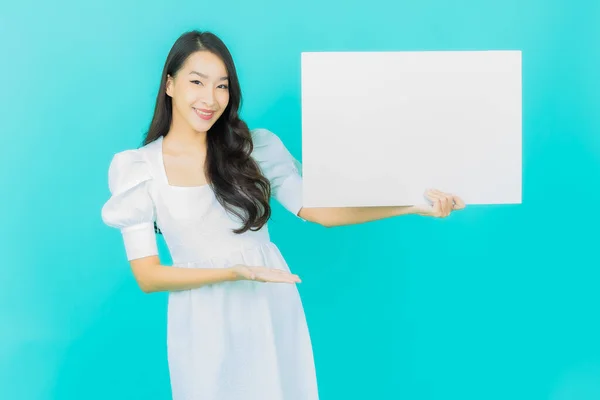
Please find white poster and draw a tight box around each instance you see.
[300,50,522,207]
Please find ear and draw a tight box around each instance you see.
[165,74,174,97]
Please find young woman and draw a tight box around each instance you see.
[101,30,465,400]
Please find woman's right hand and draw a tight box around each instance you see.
[231,265,302,284]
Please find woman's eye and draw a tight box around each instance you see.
[191,80,203,85]
[218,84,229,89]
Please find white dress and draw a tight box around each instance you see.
[101,128,319,400]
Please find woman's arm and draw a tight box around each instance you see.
[298,189,465,227]
[299,205,417,227]
[129,256,239,293]
[128,256,301,293]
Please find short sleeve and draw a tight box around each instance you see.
[251,128,305,219]
[101,149,159,261]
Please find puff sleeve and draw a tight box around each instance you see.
[101,149,159,261]
[251,128,305,219]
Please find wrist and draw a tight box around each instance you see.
[394,205,420,217]
[227,267,241,281]
[410,204,434,217]
[228,266,250,281]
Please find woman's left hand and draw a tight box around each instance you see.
[414,189,466,218]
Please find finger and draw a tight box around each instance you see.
[266,277,299,284]
[283,273,301,283]
[266,268,293,278]
[452,195,466,210]
[445,195,454,214]
[436,190,465,210]
[257,271,300,284]
[280,273,301,283]
[423,190,442,216]
[439,196,448,216]
[430,189,449,200]
[432,189,464,214]
[273,268,289,274]
[264,267,291,276]
[424,189,441,202]
[445,195,454,216]
[430,190,449,214]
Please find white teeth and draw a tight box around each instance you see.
[195,108,213,116]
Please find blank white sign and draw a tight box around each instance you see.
[300,50,522,207]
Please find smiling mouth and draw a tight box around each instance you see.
[193,108,215,120]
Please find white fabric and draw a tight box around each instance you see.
[102,149,158,260]
[101,128,318,400]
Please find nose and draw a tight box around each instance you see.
[200,87,217,107]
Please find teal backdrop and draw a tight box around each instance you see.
[2,1,599,399]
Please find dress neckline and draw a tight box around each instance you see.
[156,136,211,190]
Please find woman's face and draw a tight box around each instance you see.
[166,50,230,133]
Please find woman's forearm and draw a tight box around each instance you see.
[299,205,418,227]
[298,189,464,227]
[136,262,240,293]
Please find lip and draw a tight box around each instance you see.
[193,107,215,121]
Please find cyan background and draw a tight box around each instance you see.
[1,1,599,399]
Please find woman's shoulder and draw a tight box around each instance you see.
[108,138,161,169]
[250,127,301,173]
[106,138,162,187]
[250,128,282,148]
[250,128,293,160]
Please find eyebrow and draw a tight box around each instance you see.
[190,71,229,81]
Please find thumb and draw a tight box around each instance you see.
[452,195,466,210]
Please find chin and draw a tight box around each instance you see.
[188,118,214,132]
[189,113,224,133]
[191,123,214,133]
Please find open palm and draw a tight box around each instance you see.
[233,265,301,284]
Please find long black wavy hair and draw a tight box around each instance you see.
[143,30,271,234]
